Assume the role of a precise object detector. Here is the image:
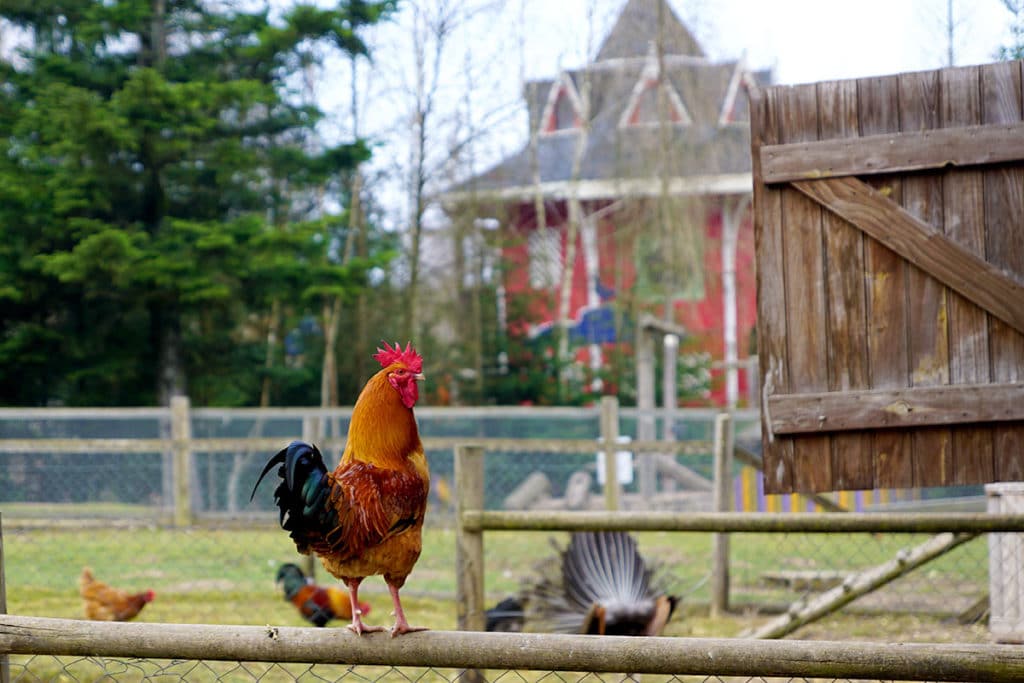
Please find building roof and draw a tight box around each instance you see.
[595,0,704,61]
[446,0,770,202]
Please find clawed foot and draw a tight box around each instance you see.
[389,622,428,638]
[347,621,386,636]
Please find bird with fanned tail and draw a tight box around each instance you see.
[488,531,678,636]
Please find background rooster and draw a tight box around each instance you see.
[276,562,371,627]
[79,567,155,621]
[252,341,429,636]
[505,531,679,636]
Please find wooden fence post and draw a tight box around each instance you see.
[711,412,733,616]
[599,396,620,511]
[635,330,657,499]
[455,445,485,683]
[662,333,679,493]
[0,513,9,683]
[171,396,192,528]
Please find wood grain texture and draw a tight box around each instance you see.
[981,61,1024,480]
[750,85,794,493]
[818,77,872,490]
[898,70,952,487]
[941,64,994,483]
[857,74,912,489]
[768,382,1024,434]
[752,61,1024,494]
[760,121,1024,183]
[792,177,1024,337]
[5,614,1024,680]
[778,82,832,493]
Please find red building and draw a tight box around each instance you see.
[446,0,768,407]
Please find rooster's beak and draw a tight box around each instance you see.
[413,373,426,382]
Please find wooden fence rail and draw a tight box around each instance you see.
[0,396,731,528]
[459,510,1024,533]
[2,615,1024,681]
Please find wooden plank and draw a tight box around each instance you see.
[711,414,732,617]
[941,64,994,483]
[857,74,912,489]
[899,70,953,487]
[981,61,1024,480]
[768,382,1024,435]
[760,121,1024,182]
[792,176,1024,337]
[746,532,978,639]
[6,614,1024,682]
[599,396,620,510]
[0,514,7,683]
[778,82,832,493]
[454,446,485,636]
[467,510,1024,534]
[818,77,872,490]
[750,85,794,493]
[171,396,192,528]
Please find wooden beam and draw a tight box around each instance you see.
[711,414,733,617]
[792,176,1024,336]
[768,382,1024,435]
[734,445,845,512]
[454,445,485,683]
[461,511,1024,534]
[638,312,688,338]
[746,532,978,639]
[4,615,1024,681]
[0,514,8,683]
[761,122,1024,183]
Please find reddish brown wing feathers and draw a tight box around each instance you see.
[80,569,151,621]
[312,460,428,561]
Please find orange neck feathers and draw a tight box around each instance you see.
[344,367,422,469]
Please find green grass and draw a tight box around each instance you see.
[2,522,991,639]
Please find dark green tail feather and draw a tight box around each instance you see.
[251,440,340,553]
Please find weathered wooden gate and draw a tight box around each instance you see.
[750,60,1024,494]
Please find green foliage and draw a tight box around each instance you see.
[0,0,395,406]
[996,0,1024,60]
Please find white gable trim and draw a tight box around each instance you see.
[618,55,692,128]
[718,54,747,125]
[539,72,586,135]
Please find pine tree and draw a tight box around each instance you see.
[0,0,394,406]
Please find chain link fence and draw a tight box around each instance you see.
[0,405,1011,681]
[2,657,1000,683]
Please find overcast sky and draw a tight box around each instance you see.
[518,0,1015,85]
[317,0,1018,229]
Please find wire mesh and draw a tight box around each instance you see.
[0,406,1006,682]
[2,656,985,683]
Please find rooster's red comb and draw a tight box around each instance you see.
[373,341,423,373]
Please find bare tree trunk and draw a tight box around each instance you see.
[320,298,342,408]
[721,196,750,409]
[403,3,447,341]
[259,299,280,408]
[554,5,594,396]
[555,197,583,394]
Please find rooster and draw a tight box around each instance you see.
[519,531,678,636]
[276,562,371,627]
[79,567,155,621]
[252,341,429,636]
